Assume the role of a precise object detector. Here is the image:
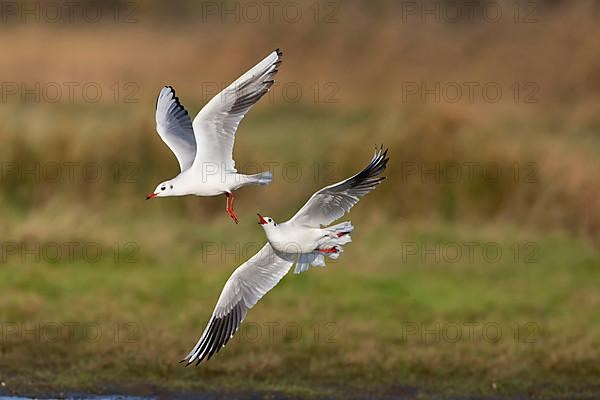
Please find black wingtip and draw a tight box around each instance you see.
[371,144,386,157]
[376,144,390,163]
[275,48,283,57]
[354,144,389,186]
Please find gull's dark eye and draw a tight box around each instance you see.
[268,218,272,223]
[170,185,173,189]
[161,187,165,191]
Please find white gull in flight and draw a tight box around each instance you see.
[183,147,389,365]
[147,49,283,224]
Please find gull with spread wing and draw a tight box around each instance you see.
[183,147,389,365]
[147,49,283,223]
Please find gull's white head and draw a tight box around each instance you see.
[257,213,277,231]
[147,180,176,199]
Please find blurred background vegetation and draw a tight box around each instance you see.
[0,0,599,398]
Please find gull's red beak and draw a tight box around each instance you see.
[257,213,267,225]
[146,193,158,200]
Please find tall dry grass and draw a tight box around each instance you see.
[0,0,599,245]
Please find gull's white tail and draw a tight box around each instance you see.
[232,171,273,191]
[246,171,273,186]
[294,221,354,274]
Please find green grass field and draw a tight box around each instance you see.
[1,216,599,398]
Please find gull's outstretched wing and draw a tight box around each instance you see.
[183,242,295,365]
[289,147,389,228]
[155,86,196,171]
[191,49,283,172]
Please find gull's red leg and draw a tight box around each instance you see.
[225,192,239,224]
[229,192,239,224]
[225,193,232,220]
